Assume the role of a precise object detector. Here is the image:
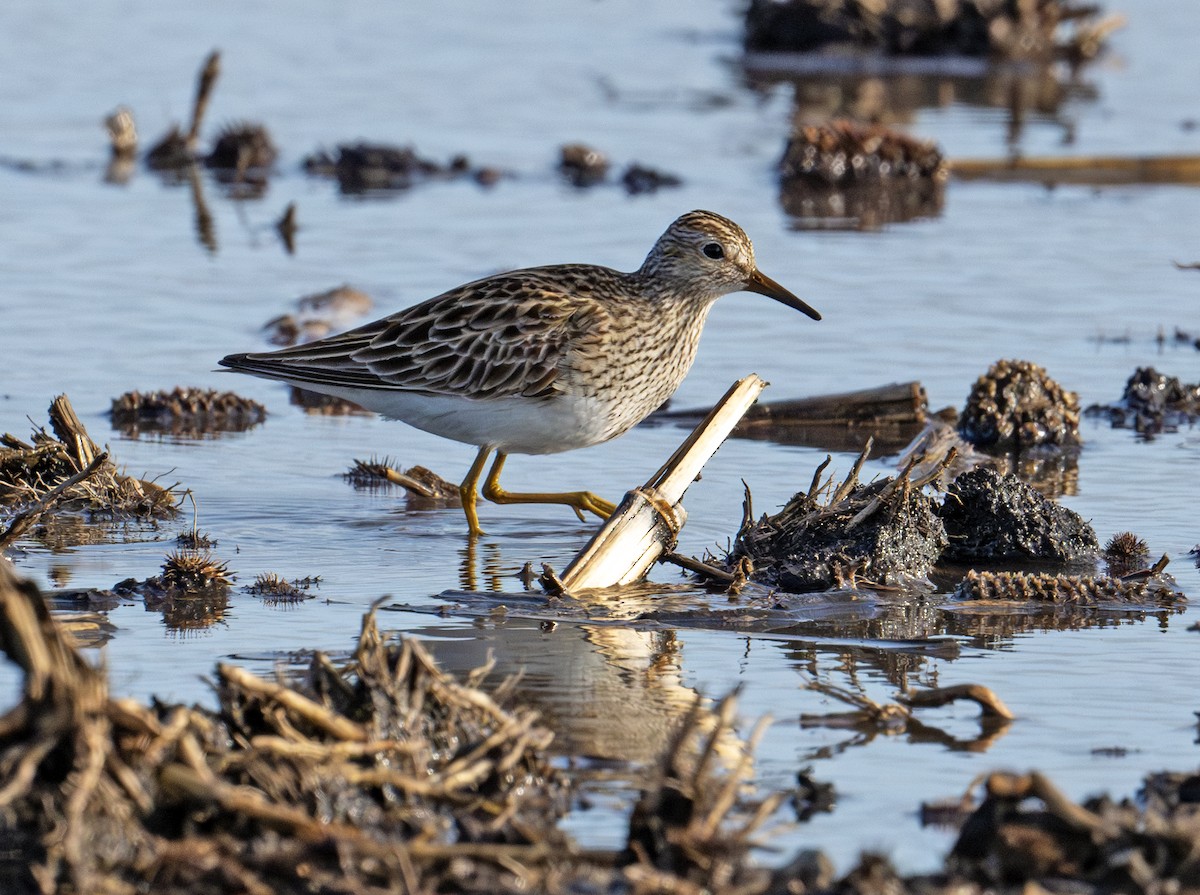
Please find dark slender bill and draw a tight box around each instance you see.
[744,269,821,321]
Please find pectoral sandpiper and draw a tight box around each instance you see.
[220,210,820,535]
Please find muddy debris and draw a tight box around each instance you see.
[1083,365,1200,436]
[244,572,319,604]
[110,548,234,631]
[0,563,794,895]
[145,50,221,172]
[109,386,267,438]
[959,358,1081,453]
[303,142,489,193]
[952,565,1184,609]
[743,0,1123,65]
[558,143,683,194]
[938,466,1097,563]
[728,441,951,593]
[779,119,947,228]
[559,141,610,187]
[204,121,277,172]
[1,395,178,550]
[262,284,373,347]
[275,200,298,253]
[345,458,463,510]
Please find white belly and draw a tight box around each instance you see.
[297,383,620,455]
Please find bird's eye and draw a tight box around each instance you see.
[702,242,724,259]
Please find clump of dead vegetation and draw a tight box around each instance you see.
[110,387,267,438]
[744,0,1123,65]
[728,439,953,592]
[953,561,1184,608]
[345,457,462,510]
[0,563,795,895]
[1,395,178,549]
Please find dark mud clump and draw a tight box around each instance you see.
[744,0,1121,64]
[110,386,267,437]
[779,119,947,228]
[939,467,1097,563]
[303,142,488,193]
[730,454,948,592]
[1084,366,1200,436]
[559,143,683,194]
[620,162,683,195]
[958,358,1081,453]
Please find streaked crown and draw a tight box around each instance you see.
[637,209,761,302]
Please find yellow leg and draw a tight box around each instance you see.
[481,451,616,521]
[459,446,493,537]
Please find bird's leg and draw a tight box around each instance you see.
[481,451,616,521]
[459,446,493,537]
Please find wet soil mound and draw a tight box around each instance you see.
[110,387,267,438]
[731,455,948,592]
[958,358,1081,453]
[1084,365,1200,436]
[939,467,1097,562]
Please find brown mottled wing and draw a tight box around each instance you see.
[221,266,615,399]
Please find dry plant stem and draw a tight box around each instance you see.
[216,663,369,742]
[0,450,109,549]
[807,455,832,500]
[984,771,1104,833]
[830,437,872,506]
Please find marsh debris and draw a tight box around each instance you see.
[111,548,234,631]
[261,284,373,347]
[145,50,221,172]
[938,466,1097,563]
[303,142,487,193]
[559,143,683,194]
[1,395,178,550]
[0,564,803,895]
[779,119,947,228]
[1084,366,1200,436]
[244,572,318,604]
[559,142,610,187]
[660,380,930,454]
[744,0,1122,64]
[205,121,277,173]
[728,441,951,593]
[959,358,1081,454]
[951,566,1184,609]
[110,386,267,438]
[1103,531,1150,577]
[346,458,463,510]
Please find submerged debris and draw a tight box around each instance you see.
[744,0,1122,64]
[779,119,947,228]
[620,162,683,194]
[729,442,950,592]
[958,358,1081,453]
[110,386,267,437]
[110,549,233,632]
[244,572,318,603]
[938,467,1097,563]
[1084,366,1200,436]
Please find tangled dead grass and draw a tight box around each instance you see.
[0,395,178,548]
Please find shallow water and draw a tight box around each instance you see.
[2,0,1199,874]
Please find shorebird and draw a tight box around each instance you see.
[220,210,820,535]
